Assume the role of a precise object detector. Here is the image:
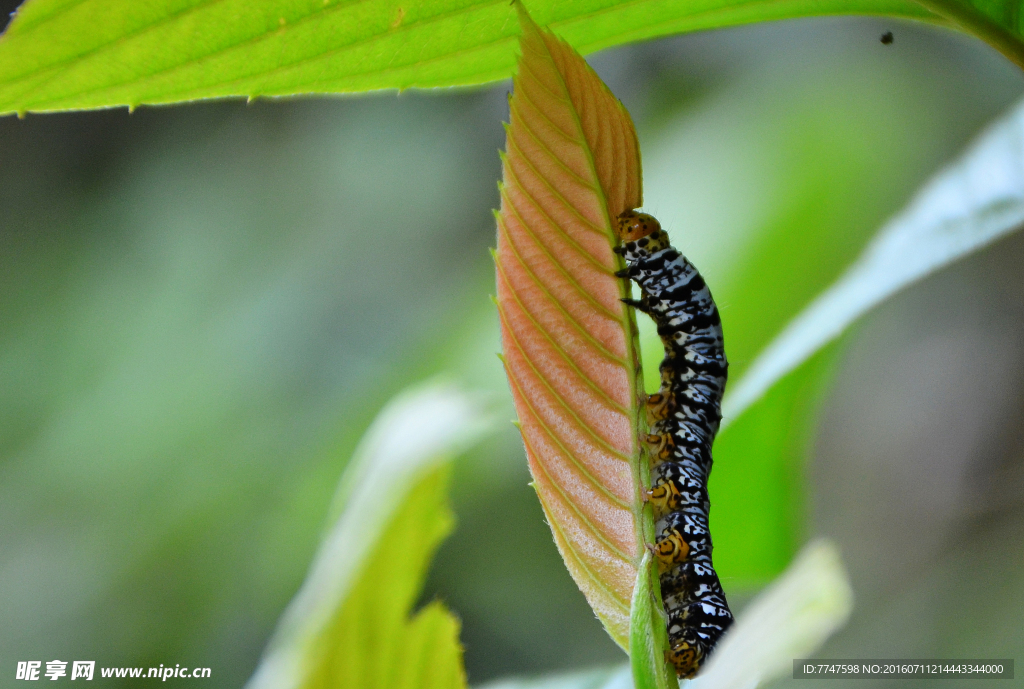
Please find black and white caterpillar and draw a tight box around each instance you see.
[613,210,733,679]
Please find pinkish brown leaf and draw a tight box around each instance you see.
[495,5,646,648]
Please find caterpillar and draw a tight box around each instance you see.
[613,210,733,679]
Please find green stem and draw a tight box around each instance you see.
[916,0,1024,71]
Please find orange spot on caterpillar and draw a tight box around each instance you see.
[645,432,674,463]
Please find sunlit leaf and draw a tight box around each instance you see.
[9,0,1024,115]
[246,382,492,689]
[494,4,646,652]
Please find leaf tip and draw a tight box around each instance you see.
[512,0,534,28]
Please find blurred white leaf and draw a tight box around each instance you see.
[478,540,850,689]
[689,540,853,689]
[247,380,494,689]
[476,665,633,689]
[724,96,1024,423]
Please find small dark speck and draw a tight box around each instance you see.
[880,31,894,45]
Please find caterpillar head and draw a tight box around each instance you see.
[617,210,660,240]
[616,210,668,254]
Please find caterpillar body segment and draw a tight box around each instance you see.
[614,210,733,679]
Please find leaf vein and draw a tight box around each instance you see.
[494,248,627,414]
[499,293,632,466]
[510,91,601,193]
[499,183,619,316]
[503,133,608,239]
[521,429,632,558]
[535,489,631,612]
[496,221,626,366]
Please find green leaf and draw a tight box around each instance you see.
[628,552,675,689]
[247,381,493,689]
[9,0,1024,116]
[636,51,1024,586]
[710,347,840,585]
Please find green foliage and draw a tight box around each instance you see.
[628,552,674,689]
[712,349,840,583]
[2,1,1022,686]
[479,539,855,689]
[6,0,1024,114]
[476,666,632,689]
[247,382,492,689]
[302,466,465,689]
[720,94,1024,586]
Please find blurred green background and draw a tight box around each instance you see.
[2,7,1024,688]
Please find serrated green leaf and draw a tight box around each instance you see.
[247,382,493,689]
[7,0,1024,115]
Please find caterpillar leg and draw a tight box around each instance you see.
[647,478,681,517]
[653,528,689,572]
[646,391,674,423]
[645,432,675,463]
[620,297,651,314]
